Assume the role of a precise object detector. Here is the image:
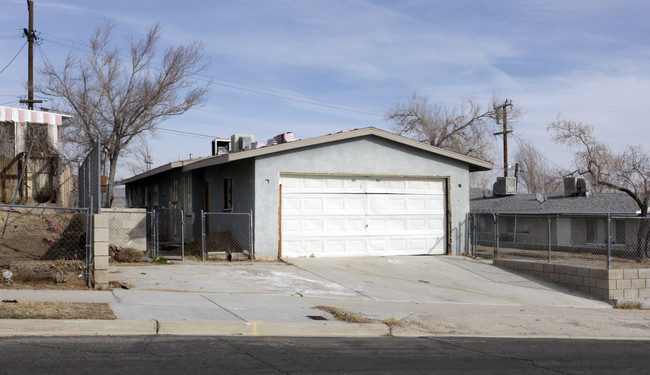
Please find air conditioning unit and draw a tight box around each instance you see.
[493,177,517,197]
[211,138,230,155]
[230,134,255,152]
[564,177,587,195]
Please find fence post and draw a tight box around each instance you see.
[547,215,551,264]
[494,213,499,259]
[250,209,254,260]
[180,208,185,261]
[465,213,470,257]
[607,213,611,269]
[201,210,206,261]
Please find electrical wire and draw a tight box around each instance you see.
[0,41,27,75]
[38,32,385,118]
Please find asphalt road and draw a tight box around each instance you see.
[1,336,649,374]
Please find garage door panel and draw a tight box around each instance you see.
[281,175,446,257]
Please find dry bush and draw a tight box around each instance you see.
[112,247,144,263]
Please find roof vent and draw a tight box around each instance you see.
[564,177,587,196]
[492,177,517,197]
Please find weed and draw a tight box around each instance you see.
[382,316,404,328]
[153,257,172,264]
[314,305,374,324]
[614,301,645,310]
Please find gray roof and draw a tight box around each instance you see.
[122,127,493,185]
[470,193,640,215]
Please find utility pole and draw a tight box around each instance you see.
[493,99,513,177]
[19,0,42,110]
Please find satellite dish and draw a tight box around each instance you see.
[536,193,546,204]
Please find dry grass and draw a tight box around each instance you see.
[0,300,116,319]
[314,305,374,324]
[382,316,404,328]
[614,301,645,310]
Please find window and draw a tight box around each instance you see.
[614,220,626,245]
[144,186,149,206]
[185,178,192,213]
[172,179,179,204]
[505,216,529,234]
[224,178,233,211]
[586,219,597,243]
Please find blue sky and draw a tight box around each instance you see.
[1,0,649,181]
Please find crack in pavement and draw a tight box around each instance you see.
[424,337,572,374]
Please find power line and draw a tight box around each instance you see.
[0,41,27,75]
[37,31,385,118]
[157,127,218,139]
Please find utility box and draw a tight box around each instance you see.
[493,177,517,196]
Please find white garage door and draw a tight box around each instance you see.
[280,175,446,257]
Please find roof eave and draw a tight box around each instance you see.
[182,127,493,172]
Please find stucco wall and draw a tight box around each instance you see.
[253,136,471,258]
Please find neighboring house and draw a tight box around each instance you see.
[123,127,492,259]
[470,192,640,250]
[0,106,70,204]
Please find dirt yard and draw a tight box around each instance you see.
[0,207,89,288]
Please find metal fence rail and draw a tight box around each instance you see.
[469,212,650,269]
[0,204,91,286]
[201,211,253,261]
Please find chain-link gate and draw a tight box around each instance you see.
[154,207,184,260]
[201,211,253,261]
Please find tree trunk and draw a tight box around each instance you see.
[106,152,119,208]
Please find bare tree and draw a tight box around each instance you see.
[38,22,208,206]
[386,93,519,161]
[124,136,153,177]
[515,139,561,193]
[550,115,650,261]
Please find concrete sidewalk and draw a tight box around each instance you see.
[1,256,648,338]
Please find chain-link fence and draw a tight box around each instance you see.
[0,204,91,285]
[100,208,155,262]
[78,140,102,213]
[201,211,253,261]
[468,212,650,269]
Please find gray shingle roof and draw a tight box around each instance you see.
[470,193,640,215]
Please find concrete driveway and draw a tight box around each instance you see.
[107,256,609,323]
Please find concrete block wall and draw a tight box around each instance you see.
[93,214,109,290]
[494,259,650,303]
[102,208,147,252]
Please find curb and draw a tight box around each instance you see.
[0,319,156,336]
[0,319,390,337]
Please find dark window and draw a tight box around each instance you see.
[586,219,597,243]
[224,178,232,211]
[614,220,626,244]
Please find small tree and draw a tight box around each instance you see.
[515,139,561,193]
[386,93,514,160]
[550,115,650,261]
[39,22,208,206]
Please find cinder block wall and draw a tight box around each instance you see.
[101,208,147,251]
[494,259,650,303]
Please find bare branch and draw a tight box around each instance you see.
[37,21,209,206]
